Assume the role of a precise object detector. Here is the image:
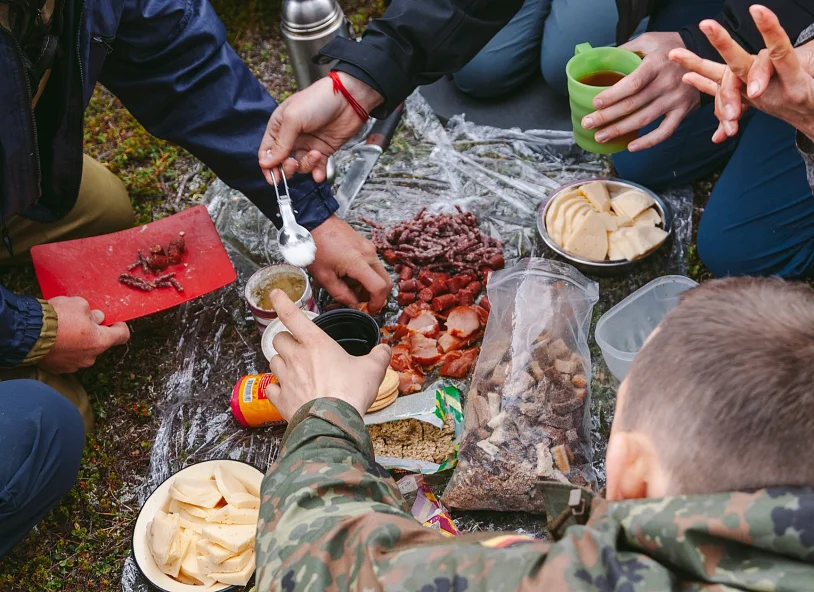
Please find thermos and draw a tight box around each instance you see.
[281,0,351,90]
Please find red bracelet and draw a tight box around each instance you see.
[329,71,370,122]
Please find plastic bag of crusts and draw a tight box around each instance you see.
[441,258,599,513]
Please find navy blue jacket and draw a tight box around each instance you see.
[0,0,339,367]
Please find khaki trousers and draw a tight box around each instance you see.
[0,155,134,432]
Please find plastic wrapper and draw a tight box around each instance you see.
[366,383,462,473]
[442,259,599,513]
[397,474,461,537]
[123,91,693,590]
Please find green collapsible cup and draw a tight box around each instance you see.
[566,43,643,155]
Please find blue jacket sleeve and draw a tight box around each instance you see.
[99,0,338,230]
[0,287,44,368]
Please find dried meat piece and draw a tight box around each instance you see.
[403,302,431,318]
[397,369,424,394]
[438,347,479,378]
[397,292,417,306]
[431,294,458,312]
[399,279,420,293]
[458,289,475,306]
[406,311,440,338]
[408,333,441,367]
[472,305,489,326]
[119,274,155,292]
[446,306,480,339]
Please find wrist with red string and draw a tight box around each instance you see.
[328,71,383,121]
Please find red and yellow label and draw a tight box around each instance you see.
[230,374,285,427]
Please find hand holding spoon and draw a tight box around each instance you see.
[271,167,317,268]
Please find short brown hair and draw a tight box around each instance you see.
[620,277,814,494]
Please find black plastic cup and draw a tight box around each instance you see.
[313,309,380,356]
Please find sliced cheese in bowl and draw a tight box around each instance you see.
[597,212,618,231]
[179,532,217,587]
[206,504,258,525]
[198,547,254,575]
[210,557,255,587]
[578,181,611,212]
[608,231,639,261]
[562,202,593,243]
[197,538,235,564]
[613,225,668,259]
[545,190,579,239]
[549,195,584,243]
[564,214,608,261]
[633,207,662,226]
[170,476,223,509]
[201,524,255,554]
[611,189,655,220]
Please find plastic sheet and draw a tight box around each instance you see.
[122,91,692,591]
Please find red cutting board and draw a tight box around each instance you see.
[31,206,237,325]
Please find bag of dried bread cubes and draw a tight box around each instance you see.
[442,259,599,513]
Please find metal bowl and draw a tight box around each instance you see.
[536,177,672,275]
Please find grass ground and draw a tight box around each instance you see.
[0,1,710,590]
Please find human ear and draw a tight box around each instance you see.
[605,432,649,501]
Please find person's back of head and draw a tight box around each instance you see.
[606,277,814,499]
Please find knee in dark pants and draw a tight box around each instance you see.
[696,217,733,278]
[0,380,85,558]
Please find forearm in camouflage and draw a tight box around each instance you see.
[255,398,560,591]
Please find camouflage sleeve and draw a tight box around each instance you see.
[255,398,565,591]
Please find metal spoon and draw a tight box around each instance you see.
[272,167,317,268]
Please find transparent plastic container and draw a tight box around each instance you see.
[595,275,698,381]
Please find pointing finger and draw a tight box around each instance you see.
[698,19,754,82]
[269,289,324,345]
[750,5,801,80]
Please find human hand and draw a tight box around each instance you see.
[309,215,392,314]
[258,72,384,183]
[670,6,814,143]
[39,296,130,374]
[265,290,391,420]
[581,32,700,152]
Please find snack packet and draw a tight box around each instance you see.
[442,259,599,513]
[366,384,463,474]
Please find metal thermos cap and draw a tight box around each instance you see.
[281,0,343,34]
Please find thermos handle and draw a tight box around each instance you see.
[574,42,593,56]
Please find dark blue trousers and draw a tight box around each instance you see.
[0,380,84,560]
[612,0,814,278]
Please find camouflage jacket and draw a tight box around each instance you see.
[257,399,814,591]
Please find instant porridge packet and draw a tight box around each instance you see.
[366,384,463,474]
[442,259,599,513]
